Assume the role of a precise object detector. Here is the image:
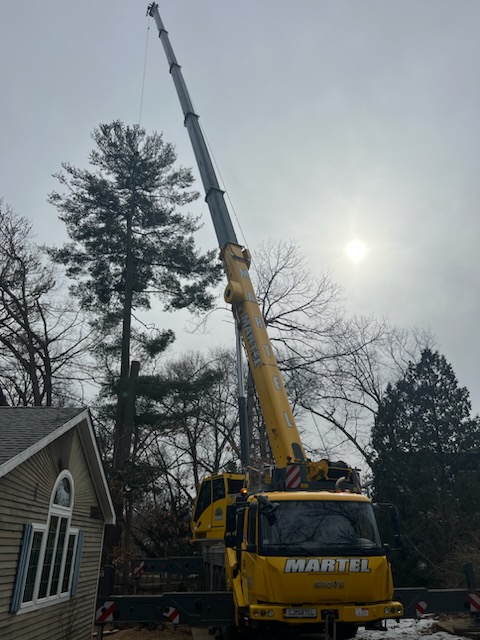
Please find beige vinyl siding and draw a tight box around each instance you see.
[0,422,106,640]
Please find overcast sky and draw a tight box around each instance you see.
[2,1,480,412]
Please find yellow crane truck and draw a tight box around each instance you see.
[147,4,403,638]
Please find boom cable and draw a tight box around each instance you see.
[199,119,252,258]
[138,17,151,125]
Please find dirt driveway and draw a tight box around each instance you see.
[94,625,208,640]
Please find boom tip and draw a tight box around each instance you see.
[146,3,158,17]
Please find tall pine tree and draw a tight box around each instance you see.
[48,120,222,474]
[372,348,480,587]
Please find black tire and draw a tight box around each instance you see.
[335,623,358,640]
[217,625,238,640]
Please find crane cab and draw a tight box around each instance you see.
[191,473,246,542]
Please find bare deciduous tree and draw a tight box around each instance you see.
[302,318,434,469]
[0,201,95,405]
[250,239,434,471]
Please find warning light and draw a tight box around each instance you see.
[240,487,248,496]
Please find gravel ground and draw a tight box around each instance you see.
[357,618,468,640]
[94,625,189,639]
[95,618,471,640]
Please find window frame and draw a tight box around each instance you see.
[11,471,83,614]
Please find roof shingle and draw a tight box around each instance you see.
[0,406,84,467]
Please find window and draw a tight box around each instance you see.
[212,477,226,502]
[227,478,244,495]
[11,471,84,614]
[259,499,383,557]
[193,479,212,522]
[247,506,257,547]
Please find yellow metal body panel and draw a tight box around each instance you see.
[222,242,306,467]
[191,496,229,540]
[241,554,393,607]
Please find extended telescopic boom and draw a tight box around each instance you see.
[147,4,236,248]
[147,2,306,468]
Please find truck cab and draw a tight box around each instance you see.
[225,491,403,637]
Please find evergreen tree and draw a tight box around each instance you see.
[372,348,480,587]
[48,120,222,471]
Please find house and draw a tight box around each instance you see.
[0,407,115,640]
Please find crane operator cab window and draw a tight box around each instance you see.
[192,474,247,539]
[193,477,227,522]
[259,499,383,556]
[193,479,213,523]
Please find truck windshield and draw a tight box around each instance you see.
[259,499,383,557]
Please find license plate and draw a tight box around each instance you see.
[284,607,317,618]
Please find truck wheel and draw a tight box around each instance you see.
[216,625,238,640]
[335,623,358,640]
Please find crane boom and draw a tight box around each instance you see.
[148,2,306,467]
[147,5,236,248]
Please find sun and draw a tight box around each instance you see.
[345,239,367,263]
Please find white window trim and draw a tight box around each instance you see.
[14,471,81,614]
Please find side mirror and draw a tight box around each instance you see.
[374,502,403,551]
[225,504,236,530]
[258,495,279,525]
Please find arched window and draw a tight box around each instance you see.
[11,471,84,613]
[54,476,72,508]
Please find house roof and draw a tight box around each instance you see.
[0,407,115,525]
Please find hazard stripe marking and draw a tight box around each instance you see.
[133,561,145,578]
[286,465,301,488]
[96,601,115,623]
[469,593,480,612]
[166,607,180,625]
